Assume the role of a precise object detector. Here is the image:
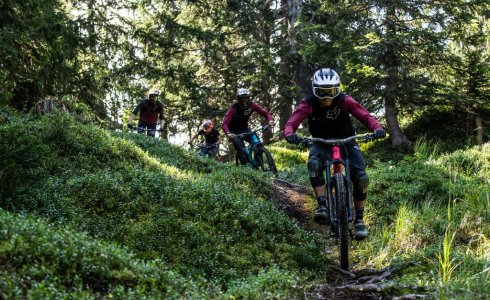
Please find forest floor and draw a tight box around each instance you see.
[270,179,429,300]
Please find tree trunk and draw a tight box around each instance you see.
[472,106,484,145]
[258,2,274,143]
[383,4,410,146]
[277,0,307,134]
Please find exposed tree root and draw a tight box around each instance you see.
[305,265,429,299]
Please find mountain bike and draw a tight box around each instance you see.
[127,124,163,138]
[299,133,379,270]
[233,125,277,174]
[192,142,219,159]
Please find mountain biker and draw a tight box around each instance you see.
[283,68,386,240]
[188,119,222,158]
[127,88,164,137]
[222,88,274,166]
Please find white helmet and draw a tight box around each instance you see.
[312,68,340,99]
[236,88,250,97]
[236,88,251,108]
[148,88,160,97]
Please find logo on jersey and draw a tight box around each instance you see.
[243,107,253,116]
[325,106,341,120]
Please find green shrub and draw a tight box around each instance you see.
[0,113,326,289]
[0,209,210,299]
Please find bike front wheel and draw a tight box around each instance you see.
[254,146,277,174]
[334,172,350,270]
[234,144,249,166]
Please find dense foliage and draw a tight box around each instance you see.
[1,109,489,298]
[0,112,327,298]
[1,0,488,145]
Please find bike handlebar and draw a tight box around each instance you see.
[192,143,219,149]
[299,133,378,147]
[128,124,163,132]
[235,124,269,139]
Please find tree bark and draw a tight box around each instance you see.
[383,4,410,146]
[472,106,484,145]
[258,2,274,143]
[277,0,308,134]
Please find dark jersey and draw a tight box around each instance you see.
[222,102,273,133]
[284,93,382,139]
[306,94,355,138]
[199,127,220,144]
[132,98,164,125]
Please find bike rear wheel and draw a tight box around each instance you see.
[254,146,277,174]
[334,172,350,270]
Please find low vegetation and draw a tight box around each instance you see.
[1,112,326,298]
[1,109,488,298]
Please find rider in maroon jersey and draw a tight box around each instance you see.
[222,88,274,166]
[284,68,386,240]
[128,88,164,137]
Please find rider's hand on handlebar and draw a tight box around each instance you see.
[285,134,300,144]
[373,129,387,139]
[268,120,275,128]
[227,133,236,140]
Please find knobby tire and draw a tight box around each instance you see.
[334,172,350,270]
[235,143,249,167]
[255,147,277,174]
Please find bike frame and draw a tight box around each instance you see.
[306,135,373,226]
[195,143,219,158]
[234,125,268,166]
[302,134,376,270]
[130,125,163,138]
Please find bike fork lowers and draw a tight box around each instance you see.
[325,145,354,229]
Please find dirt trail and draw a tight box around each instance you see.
[270,179,429,300]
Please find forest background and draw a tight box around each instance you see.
[1,0,489,145]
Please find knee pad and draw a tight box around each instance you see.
[353,171,369,201]
[358,171,369,192]
[307,157,323,178]
[308,157,325,186]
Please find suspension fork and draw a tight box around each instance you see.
[332,144,354,222]
[327,144,354,224]
[344,159,354,222]
[325,160,335,226]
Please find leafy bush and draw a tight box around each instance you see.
[2,110,488,298]
[0,113,327,292]
[403,107,490,153]
[0,118,55,201]
[0,209,209,299]
[356,139,490,298]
